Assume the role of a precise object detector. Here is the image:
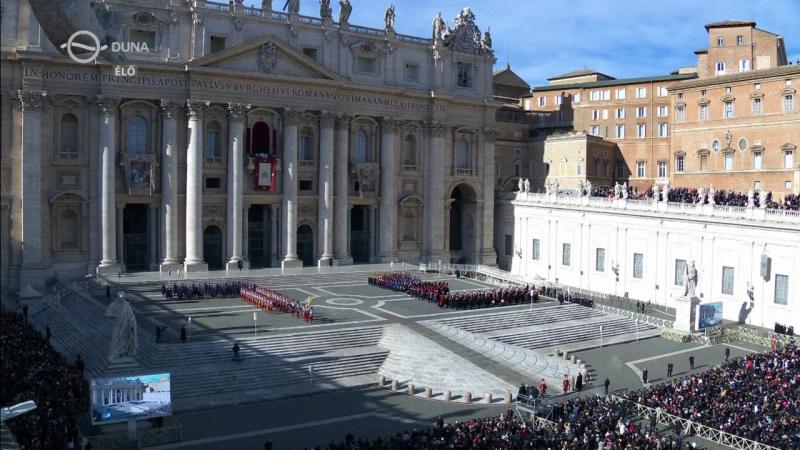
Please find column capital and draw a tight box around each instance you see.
[425,120,448,137]
[380,117,400,132]
[14,90,49,112]
[483,127,498,141]
[283,109,304,125]
[160,99,183,118]
[186,100,211,119]
[335,113,353,128]
[227,102,251,121]
[96,96,120,116]
[320,111,338,125]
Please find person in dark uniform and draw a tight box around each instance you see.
[180,325,187,343]
[575,372,583,391]
[725,347,730,362]
[642,367,648,385]
[689,353,695,370]
[155,324,162,343]
[237,260,243,271]
[232,342,241,361]
[667,361,674,378]
[603,377,610,395]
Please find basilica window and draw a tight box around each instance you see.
[210,36,226,54]
[205,121,222,163]
[403,134,417,169]
[401,210,417,241]
[633,253,644,279]
[456,63,472,88]
[299,128,314,162]
[455,138,471,170]
[675,259,686,286]
[59,210,79,250]
[722,266,735,295]
[59,113,79,160]
[126,115,149,154]
[532,239,540,261]
[353,129,369,163]
[562,243,571,266]
[774,274,789,305]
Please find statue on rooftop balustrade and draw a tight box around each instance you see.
[320,0,331,19]
[384,4,395,31]
[283,0,299,14]
[339,0,352,26]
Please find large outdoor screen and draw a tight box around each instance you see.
[697,302,724,330]
[90,373,171,425]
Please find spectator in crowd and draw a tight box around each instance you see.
[1,313,86,450]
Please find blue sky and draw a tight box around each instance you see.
[250,0,800,87]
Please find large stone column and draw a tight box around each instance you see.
[333,115,353,265]
[149,205,158,270]
[184,100,210,272]
[270,203,279,267]
[116,203,125,272]
[480,128,498,266]
[378,117,397,262]
[317,112,335,264]
[16,90,49,289]
[226,103,250,270]
[369,205,378,262]
[159,100,180,270]
[424,121,447,263]
[281,109,302,268]
[95,95,120,275]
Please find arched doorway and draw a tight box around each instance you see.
[350,205,371,263]
[449,184,477,264]
[297,225,314,266]
[123,204,149,271]
[203,225,224,270]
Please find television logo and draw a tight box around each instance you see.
[60,30,147,73]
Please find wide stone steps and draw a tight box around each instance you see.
[153,326,384,369]
[422,321,578,392]
[494,317,657,351]
[29,305,108,377]
[434,304,603,334]
[171,350,388,399]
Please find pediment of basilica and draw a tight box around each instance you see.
[189,34,340,81]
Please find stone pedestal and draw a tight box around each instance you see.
[673,295,700,332]
[281,259,303,269]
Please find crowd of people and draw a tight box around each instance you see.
[368,273,537,310]
[1,312,86,450]
[556,290,593,308]
[240,283,314,323]
[160,281,242,300]
[589,185,800,210]
[438,286,533,309]
[625,342,800,449]
[775,322,795,336]
[322,397,700,449]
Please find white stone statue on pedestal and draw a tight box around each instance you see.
[708,185,716,205]
[585,180,592,196]
[523,178,530,193]
[652,184,660,202]
[517,177,524,193]
[432,12,445,42]
[697,186,706,204]
[747,189,754,207]
[759,190,768,209]
[684,260,698,297]
[663,182,670,202]
[554,180,560,195]
[105,292,139,360]
[621,182,628,199]
[613,182,620,198]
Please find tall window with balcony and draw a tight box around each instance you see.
[785,149,795,169]
[774,274,789,305]
[636,123,646,138]
[615,124,625,139]
[126,115,148,154]
[633,253,644,279]
[716,61,726,75]
[784,94,794,113]
[455,138,471,175]
[636,161,645,178]
[403,134,417,171]
[595,248,605,272]
[675,155,685,172]
[699,104,709,121]
[59,113,79,160]
[353,129,369,163]
[658,160,667,178]
[722,266,735,295]
[299,129,314,164]
[205,121,222,163]
[456,63,472,88]
[658,123,668,137]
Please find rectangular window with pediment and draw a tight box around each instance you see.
[404,63,419,82]
[753,97,762,115]
[457,62,472,88]
[357,57,377,74]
